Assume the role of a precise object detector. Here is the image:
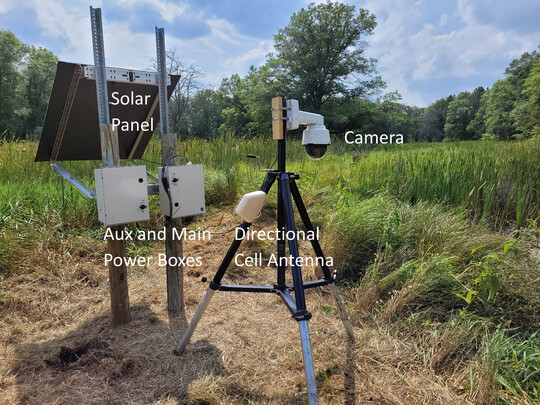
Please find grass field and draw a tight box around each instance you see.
[1,136,539,404]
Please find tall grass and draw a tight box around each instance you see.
[1,135,539,402]
[4,136,538,229]
[320,137,540,230]
[2,136,539,275]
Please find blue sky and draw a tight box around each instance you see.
[1,0,539,107]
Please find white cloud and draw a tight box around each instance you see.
[0,0,12,15]
[222,40,273,72]
[8,0,539,107]
[363,0,540,106]
[28,0,93,64]
[16,0,275,88]
[164,18,275,87]
[114,0,191,23]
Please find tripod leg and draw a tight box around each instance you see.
[280,174,319,403]
[290,179,355,342]
[174,174,276,355]
[299,320,319,405]
[173,287,215,355]
[173,223,248,355]
[328,283,355,341]
[289,180,333,280]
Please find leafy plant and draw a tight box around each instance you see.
[456,241,520,312]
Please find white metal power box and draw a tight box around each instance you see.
[158,164,205,218]
[94,166,150,226]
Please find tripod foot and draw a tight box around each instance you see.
[173,287,216,355]
[328,283,355,342]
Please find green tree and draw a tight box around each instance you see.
[217,74,251,135]
[272,1,383,112]
[484,78,518,140]
[372,92,422,141]
[444,88,484,140]
[21,46,58,138]
[187,89,225,138]
[0,30,28,136]
[515,60,540,137]
[418,96,453,142]
[467,89,489,139]
[321,97,378,135]
[483,50,539,140]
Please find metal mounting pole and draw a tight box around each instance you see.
[156,27,183,313]
[91,7,110,128]
[90,6,129,324]
[156,27,169,136]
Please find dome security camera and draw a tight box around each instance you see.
[302,124,330,160]
[286,99,331,160]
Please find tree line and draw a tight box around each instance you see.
[0,31,57,139]
[1,2,539,142]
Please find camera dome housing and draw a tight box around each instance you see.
[304,144,327,160]
[302,124,331,160]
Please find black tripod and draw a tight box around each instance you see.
[174,99,354,405]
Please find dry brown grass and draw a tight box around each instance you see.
[1,208,468,404]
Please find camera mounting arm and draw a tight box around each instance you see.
[286,99,325,130]
[283,99,331,160]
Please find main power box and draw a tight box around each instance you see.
[94,166,149,226]
[158,164,205,218]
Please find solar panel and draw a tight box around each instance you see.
[35,61,179,162]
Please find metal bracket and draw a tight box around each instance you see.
[51,64,82,161]
[51,163,95,199]
[83,65,171,85]
[147,184,159,195]
[146,170,159,183]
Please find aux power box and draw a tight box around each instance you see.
[94,166,150,226]
[158,164,205,218]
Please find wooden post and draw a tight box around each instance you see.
[101,123,130,324]
[156,27,183,313]
[107,225,130,324]
[162,139,184,313]
[91,7,130,324]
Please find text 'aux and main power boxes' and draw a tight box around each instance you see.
[158,164,205,218]
[94,166,150,226]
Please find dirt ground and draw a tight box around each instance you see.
[0,211,467,404]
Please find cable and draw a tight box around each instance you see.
[137,157,161,166]
[201,224,241,235]
[161,154,191,220]
[165,154,190,166]
[269,156,278,170]
[163,218,240,235]
[158,153,249,237]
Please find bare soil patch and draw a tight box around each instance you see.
[1,210,466,404]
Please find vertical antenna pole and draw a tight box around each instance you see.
[156,27,183,313]
[156,27,169,135]
[90,7,110,127]
[275,97,287,286]
[90,6,129,324]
